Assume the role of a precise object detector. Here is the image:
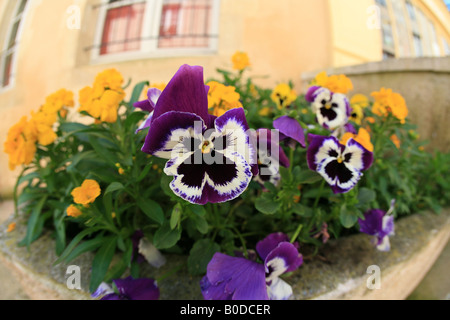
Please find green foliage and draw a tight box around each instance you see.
[11,61,450,294]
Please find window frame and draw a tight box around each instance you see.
[0,0,29,93]
[90,0,220,65]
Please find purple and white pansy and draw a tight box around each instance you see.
[136,65,257,205]
[358,200,395,252]
[305,86,351,131]
[307,134,373,194]
[200,232,303,300]
[92,277,160,300]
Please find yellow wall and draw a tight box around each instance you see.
[328,0,383,67]
[0,0,449,196]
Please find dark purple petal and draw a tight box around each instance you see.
[344,122,357,134]
[305,86,322,102]
[255,232,290,262]
[100,293,121,300]
[113,277,159,300]
[273,116,306,148]
[306,134,338,171]
[151,64,211,127]
[142,111,205,158]
[265,242,303,276]
[133,88,162,113]
[358,209,385,236]
[202,252,268,300]
[131,230,145,263]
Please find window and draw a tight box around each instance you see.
[413,34,423,57]
[375,0,387,7]
[91,0,220,62]
[383,50,395,60]
[0,0,28,89]
[405,1,416,21]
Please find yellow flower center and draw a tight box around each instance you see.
[201,141,213,154]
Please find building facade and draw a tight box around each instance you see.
[0,0,449,195]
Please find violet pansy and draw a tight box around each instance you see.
[139,65,257,205]
[307,134,373,194]
[200,232,303,300]
[359,200,395,252]
[305,86,351,131]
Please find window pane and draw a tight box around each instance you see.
[2,54,13,87]
[7,21,20,50]
[413,34,423,57]
[158,0,212,49]
[100,3,145,55]
[16,0,28,16]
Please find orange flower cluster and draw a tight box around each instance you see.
[78,69,125,123]
[207,81,243,117]
[371,88,408,124]
[4,89,74,170]
[312,71,353,94]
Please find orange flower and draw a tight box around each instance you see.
[371,88,408,124]
[7,222,16,232]
[67,205,83,218]
[313,71,353,94]
[4,116,38,170]
[390,134,401,149]
[340,128,374,152]
[71,179,101,205]
[207,81,243,117]
[231,51,251,71]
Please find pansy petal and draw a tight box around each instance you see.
[203,252,268,300]
[165,150,253,205]
[267,277,293,300]
[256,232,290,262]
[214,108,257,170]
[113,277,160,300]
[305,86,323,103]
[273,116,306,148]
[142,111,205,159]
[317,157,361,194]
[264,242,303,283]
[358,209,385,236]
[344,138,373,171]
[147,88,162,109]
[376,235,391,252]
[306,134,341,172]
[152,65,211,127]
[135,111,153,133]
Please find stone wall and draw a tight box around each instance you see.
[301,57,450,153]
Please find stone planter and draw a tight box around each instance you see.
[0,209,449,300]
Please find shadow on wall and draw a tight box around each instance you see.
[301,57,450,153]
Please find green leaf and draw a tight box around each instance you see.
[20,195,48,249]
[128,81,149,106]
[104,182,125,195]
[89,237,118,293]
[255,193,281,215]
[64,237,105,263]
[137,161,154,182]
[291,203,313,217]
[339,204,359,229]
[54,227,103,265]
[170,203,182,230]
[296,170,323,185]
[137,198,164,225]
[153,222,181,249]
[190,214,209,234]
[357,187,376,206]
[187,239,220,276]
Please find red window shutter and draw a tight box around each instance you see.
[100,3,145,55]
[159,4,181,37]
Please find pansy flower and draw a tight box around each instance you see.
[307,134,373,194]
[140,64,257,205]
[358,200,395,252]
[133,87,162,133]
[252,129,290,186]
[273,116,306,149]
[200,232,303,300]
[92,277,159,300]
[305,86,351,131]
